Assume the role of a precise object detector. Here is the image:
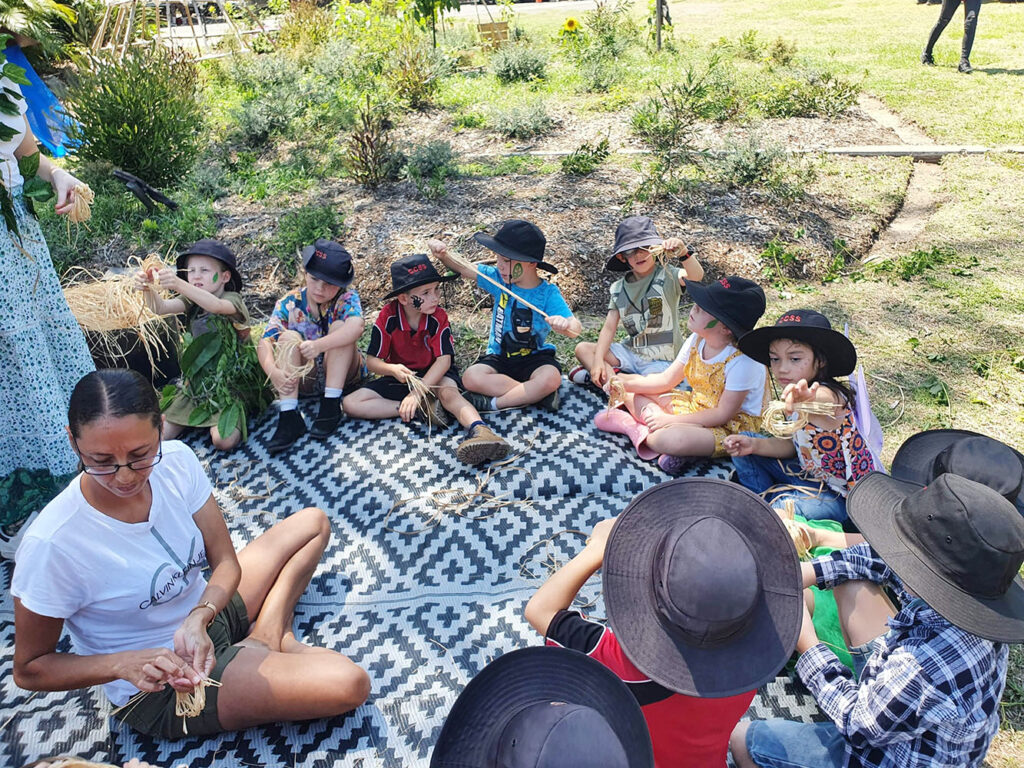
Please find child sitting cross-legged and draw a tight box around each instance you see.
[571,216,704,391]
[135,239,261,452]
[342,254,510,466]
[525,478,803,768]
[723,310,879,523]
[730,456,1024,768]
[429,220,582,415]
[597,276,768,474]
[257,239,364,454]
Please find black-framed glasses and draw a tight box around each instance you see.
[71,435,163,476]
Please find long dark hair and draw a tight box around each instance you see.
[770,340,853,405]
[68,369,162,438]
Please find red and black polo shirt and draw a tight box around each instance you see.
[546,610,756,768]
[367,301,456,373]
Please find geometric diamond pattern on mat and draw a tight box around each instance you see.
[0,383,824,767]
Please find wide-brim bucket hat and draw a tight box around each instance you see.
[474,219,558,274]
[606,216,664,272]
[383,253,459,300]
[847,471,1024,642]
[738,309,857,377]
[683,276,766,339]
[176,239,242,293]
[603,478,802,698]
[430,646,653,768]
[890,429,1024,514]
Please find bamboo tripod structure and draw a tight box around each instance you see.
[90,0,268,61]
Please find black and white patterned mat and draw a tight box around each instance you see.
[0,384,823,767]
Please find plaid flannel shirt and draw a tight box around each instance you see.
[796,543,1008,768]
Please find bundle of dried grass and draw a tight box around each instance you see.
[63,254,175,368]
[606,377,626,411]
[271,335,315,380]
[175,677,222,735]
[777,499,811,560]
[68,183,95,224]
[406,374,439,426]
[761,399,839,438]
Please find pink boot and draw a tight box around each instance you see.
[593,409,659,461]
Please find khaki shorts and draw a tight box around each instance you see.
[112,592,250,739]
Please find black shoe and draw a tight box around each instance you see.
[958,59,973,74]
[267,409,307,454]
[538,388,560,414]
[921,51,935,65]
[464,391,497,414]
[310,396,342,439]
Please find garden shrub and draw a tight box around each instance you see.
[491,45,547,84]
[404,140,457,198]
[767,36,797,67]
[387,29,442,109]
[561,137,610,175]
[345,98,405,189]
[489,100,554,140]
[64,46,205,187]
[711,132,813,199]
[581,0,638,59]
[272,204,345,275]
[753,68,859,118]
[277,0,333,60]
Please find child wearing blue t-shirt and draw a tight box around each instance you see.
[429,220,581,413]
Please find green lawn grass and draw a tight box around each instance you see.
[513,0,1024,145]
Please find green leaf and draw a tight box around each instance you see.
[179,331,221,375]
[2,63,30,87]
[23,176,54,203]
[18,151,40,179]
[159,383,179,411]
[217,401,243,439]
[187,404,213,427]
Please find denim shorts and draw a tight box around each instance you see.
[745,719,847,768]
[848,634,885,681]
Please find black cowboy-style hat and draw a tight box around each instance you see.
[683,276,766,340]
[606,216,664,273]
[603,478,803,698]
[383,253,459,301]
[847,471,1024,642]
[430,647,653,768]
[176,239,242,293]
[891,429,1024,514]
[473,219,559,274]
[301,238,354,288]
[738,309,858,378]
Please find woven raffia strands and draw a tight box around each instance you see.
[271,335,315,380]
[761,400,839,438]
[63,254,174,367]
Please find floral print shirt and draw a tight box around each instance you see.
[794,406,877,497]
[262,287,361,342]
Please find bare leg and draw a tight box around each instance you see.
[322,343,361,391]
[210,425,242,451]
[235,507,332,651]
[342,389,401,420]
[833,580,896,648]
[800,524,865,551]
[163,421,186,440]
[643,423,717,456]
[729,721,759,768]
[573,341,621,369]
[216,644,370,730]
[437,380,482,429]
[273,331,305,399]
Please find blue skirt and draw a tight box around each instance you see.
[0,194,95,476]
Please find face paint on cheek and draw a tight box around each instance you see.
[704,319,718,329]
[511,263,523,281]
[212,273,218,283]
[411,295,423,309]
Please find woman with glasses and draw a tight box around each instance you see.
[9,369,370,739]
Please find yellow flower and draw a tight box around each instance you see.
[563,17,579,32]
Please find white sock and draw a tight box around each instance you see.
[490,396,499,410]
[324,387,343,399]
[279,398,299,412]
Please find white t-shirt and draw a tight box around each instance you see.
[0,78,28,191]
[674,333,767,416]
[12,441,214,706]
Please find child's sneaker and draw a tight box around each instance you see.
[267,409,307,454]
[658,453,695,475]
[416,396,452,428]
[464,391,497,414]
[539,388,560,413]
[568,366,590,385]
[456,425,510,465]
[310,397,343,439]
